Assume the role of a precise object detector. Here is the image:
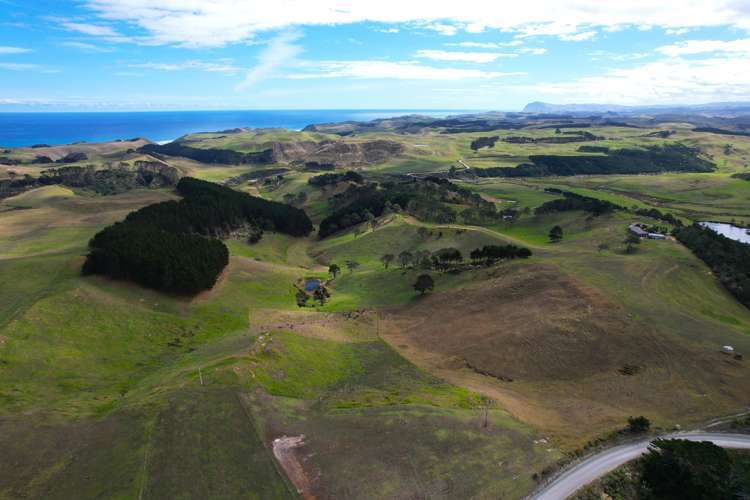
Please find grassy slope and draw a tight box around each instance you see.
[0,184,557,498]
[3,126,750,496]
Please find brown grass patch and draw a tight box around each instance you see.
[381,264,750,447]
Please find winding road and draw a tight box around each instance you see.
[530,432,750,500]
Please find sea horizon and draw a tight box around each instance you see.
[0,109,479,148]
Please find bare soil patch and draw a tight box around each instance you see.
[273,435,315,499]
[249,307,379,343]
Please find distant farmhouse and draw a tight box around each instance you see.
[629,223,666,240]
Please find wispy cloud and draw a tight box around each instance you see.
[518,47,548,55]
[129,60,242,74]
[655,38,750,57]
[423,23,458,36]
[288,60,526,80]
[559,30,597,42]
[237,30,303,89]
[416,49,517,63]
[57,19,131,43]
[0,46,31,54]
[61,41,114,52]
[0,62,58,73]
[0,62,39,70]
[665,28,690,35]
[447,41,524,49]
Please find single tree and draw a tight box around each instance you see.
[413,274,435,295]
[597,242,610,253]
[313,287,328,306]
[624,233,641,245]
[398,250,413,268]
[346,260,360,273]
[296,191,307,204]
[380,253,395,269]
[417,226,430,239]
[296,289,309,307]
[627,415,651,433]
[549,225,564,243]
[283,193,296,205]
[328,263,340,279]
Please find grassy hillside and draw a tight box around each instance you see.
[3,122,750,498]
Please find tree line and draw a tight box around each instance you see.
[469,144,714,178]
[536,189,621,216]
[674,224,750,309]
[139,142,273,165]
[83,177,313,294]
[307,170,364,187]
[378,243,531,273]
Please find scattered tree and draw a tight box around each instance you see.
[380,253,395,269]
[549,225,564,243]
[296,289,309,307]
[627,415,651,433]
[413,274,435,295]
[398,250,413,268]
[328,263,341,279]
[313,287,329,306]
[346,260,360,273]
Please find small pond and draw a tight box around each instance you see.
[304,278,321,292]
[700,221,750,244]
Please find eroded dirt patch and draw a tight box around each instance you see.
[273,435,315,499]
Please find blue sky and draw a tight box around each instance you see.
[1,0,750,111]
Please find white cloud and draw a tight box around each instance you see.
[288,60,526,80]
[238,30,303,89]
[518,47,548,55]
[0,46,31,54]
[61,21,118,37]
[61,41,114,52]
[589,50,650,61]
[520,55,750,104]
[415,49,517,63]
[424,23,459,36]
[655,38,750,57]
[465,23,485,33]
[58,20,131,43]
[666,28,689,35]
[0,62,39,71]
[446,41,524,48]
[559,30,597,41]
[129,60,241,74]
[83,0,750,47]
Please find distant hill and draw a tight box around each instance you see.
[523,101,750,115]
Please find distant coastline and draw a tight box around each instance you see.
[0,109,471,148]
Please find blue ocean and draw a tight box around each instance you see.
[0,109,466,147]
